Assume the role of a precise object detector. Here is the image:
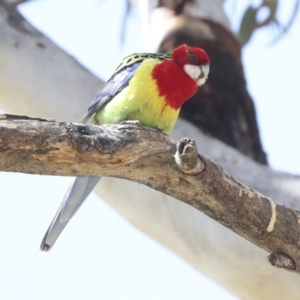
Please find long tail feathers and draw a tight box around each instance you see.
[40,176,100,251]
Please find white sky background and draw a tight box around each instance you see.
[0,0,299,299]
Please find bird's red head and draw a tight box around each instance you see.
[171,44,210,86]
[171,44,210,67]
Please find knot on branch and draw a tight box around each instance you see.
[174,138,204,175]
[66,123,139,156]
[66,124,97,153]
[268,253,296,270]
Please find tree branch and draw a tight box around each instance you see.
[1,114,300,274]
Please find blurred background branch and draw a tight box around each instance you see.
[0,0,299,299]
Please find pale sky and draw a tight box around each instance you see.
[0,0,299,299]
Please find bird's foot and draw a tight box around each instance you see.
[154,127,164,133]
[119,120,141,126]
[119,120,165,134]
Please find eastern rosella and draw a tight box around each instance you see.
[40,44,210,251]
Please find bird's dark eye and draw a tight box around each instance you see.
[188,51,198,64]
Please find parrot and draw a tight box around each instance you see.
[40,44,210,251]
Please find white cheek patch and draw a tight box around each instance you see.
[184,64,201,81]
[183,64,210,86]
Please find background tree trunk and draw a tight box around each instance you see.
[138,0,267,163]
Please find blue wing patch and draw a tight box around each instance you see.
[81,62,141,124]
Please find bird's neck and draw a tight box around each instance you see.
[151,60,198,110]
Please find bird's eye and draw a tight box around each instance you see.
[188,51,198,64]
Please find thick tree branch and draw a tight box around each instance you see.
[1,114,300,274]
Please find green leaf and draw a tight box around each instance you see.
[238,6,257,46]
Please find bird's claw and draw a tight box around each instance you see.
[155,127,164,133]
[119,120,141,126]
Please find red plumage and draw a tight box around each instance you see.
[152,60,198,109]
[151,44,210,109]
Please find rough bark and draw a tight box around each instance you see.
[1,114,300,275]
